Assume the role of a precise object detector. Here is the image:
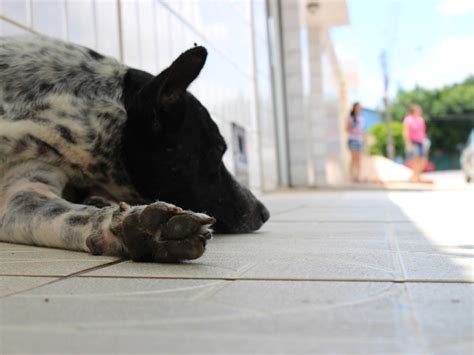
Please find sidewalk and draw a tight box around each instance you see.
[1,189,473,354]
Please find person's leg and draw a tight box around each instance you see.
[354,151,362,182]
[350,150,357,182]
[420,156,427,174]
[418,156,433,183]
[407,155,419,182]
[413,157,422,182]
[405,144,414,182]
[415,143,428,182]
[350,150,362,182]
[407,143,422,182]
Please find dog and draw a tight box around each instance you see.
[0,35,269,262]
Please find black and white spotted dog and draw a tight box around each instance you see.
[0,35,269,262]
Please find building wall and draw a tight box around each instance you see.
[251,0,279,191]
[320,30,348,185]
[0,0,278,192]
[279,0,310,187]
[276,0,349,187]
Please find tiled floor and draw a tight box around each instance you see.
[1,190,473,354]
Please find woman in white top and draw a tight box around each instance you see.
[346,102,366,182]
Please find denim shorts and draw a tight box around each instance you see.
[348,139,363,152]
[406,142,426,159]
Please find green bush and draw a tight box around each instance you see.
[369,121,405,157]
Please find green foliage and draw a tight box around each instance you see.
[389,76,474,153]
[369,121,405,157]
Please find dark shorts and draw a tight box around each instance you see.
[406,141,426,159]
[348,139,363,152]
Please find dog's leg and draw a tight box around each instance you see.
[0,162,215,262]
[82,196,114,208]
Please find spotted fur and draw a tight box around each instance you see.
[0,35,139,200]
[0,35,269,262]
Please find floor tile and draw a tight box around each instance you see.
[86,235,398,280]
[1,190,472,353]
[1,278,424,354]
[0,276,57,297]
[400,252,473,281]
[408,283,474,354]
[0,242,120,276]
[270,207,392,222]
[247,221,389,240]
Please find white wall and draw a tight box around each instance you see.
[306,26,347,186]
[279,0,310,187]
[277,0,349,187]
[0,0,278,192]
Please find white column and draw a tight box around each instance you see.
[280,0,309,187]
[307,25,327,185]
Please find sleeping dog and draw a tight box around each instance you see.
[0,35,269,262]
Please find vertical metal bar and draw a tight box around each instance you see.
[91,0,98,49]
[116,0,124,63]
[26,0,33,29]
[152,0,159,73]
[381,50,395,160]
[135,0,142,68]
[63,0,69,40]
[267,0,290,187]
[249,0,265,192]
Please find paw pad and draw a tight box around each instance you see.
[120,202,215,262]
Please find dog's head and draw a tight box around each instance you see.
[122,46,269,233]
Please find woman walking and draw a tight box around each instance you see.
[346,102,366,182]
[403,104,430,183]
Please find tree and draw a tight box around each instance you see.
[369,122,405,157]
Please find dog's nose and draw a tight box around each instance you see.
[258,202,270,223]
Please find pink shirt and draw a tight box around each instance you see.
[403,115,426,143]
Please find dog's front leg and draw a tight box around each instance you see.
[0,163,215,262]
[0,163,117,253]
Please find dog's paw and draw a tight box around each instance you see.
[118,202,215,262]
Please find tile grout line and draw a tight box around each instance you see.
[2,274,472,284]
[1,259,125,298]
[190,261,263,300]
[268,204,310,217]
[78,276,474,283]
[386,210,431,353]
[268,220,410,223]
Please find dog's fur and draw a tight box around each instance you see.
[0,35,269,262]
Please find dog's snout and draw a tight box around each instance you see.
[258,202,270,223]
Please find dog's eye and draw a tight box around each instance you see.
[204,146,225,174]
[216,145,227,161]
[203,143,226,176]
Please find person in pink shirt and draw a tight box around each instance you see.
[403,104,429,182]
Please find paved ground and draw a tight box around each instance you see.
[425,170,473,189]
[1,186,473,354]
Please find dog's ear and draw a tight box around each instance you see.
[143,46,207,108]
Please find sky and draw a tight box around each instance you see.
[331,0,474,109]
